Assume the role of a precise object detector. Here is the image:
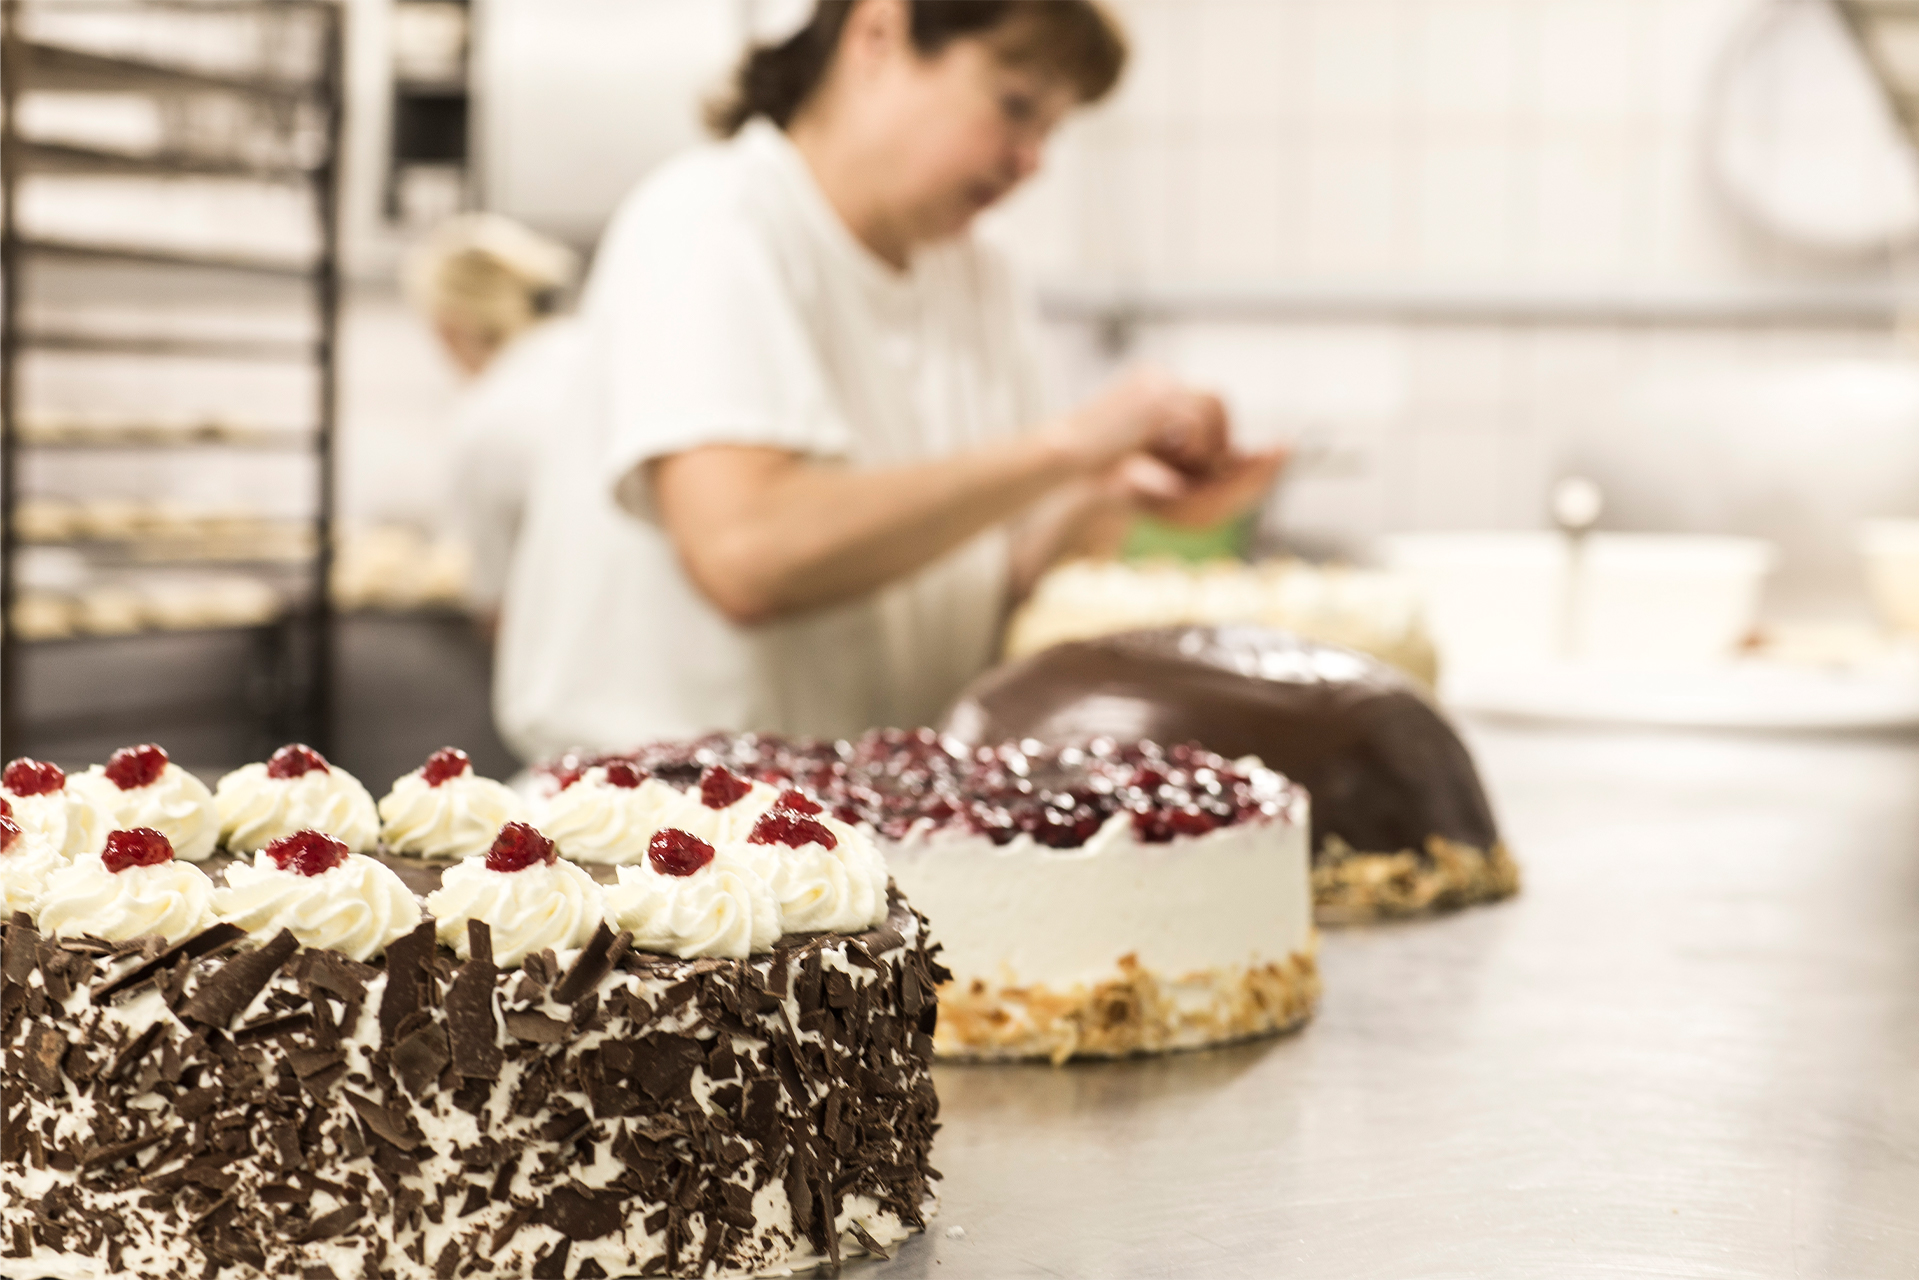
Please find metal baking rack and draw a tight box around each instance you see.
[0,0,343,766]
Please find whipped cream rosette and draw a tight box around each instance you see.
[604,790,890,958]
[604,828,781,958]
[214,829,422,962]
[2,756,107,859]
[537,759,687,864]
[424,821,602,966]
[37,827,215,944]
[379,746,528,860]
[214,744,380,853]
[0,813,66,917]
[730,791,891,934]
[72,743,218,863]
[538,761,788,865]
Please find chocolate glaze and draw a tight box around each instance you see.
[942,625,1500,858]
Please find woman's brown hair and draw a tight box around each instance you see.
[707,0,1128,137]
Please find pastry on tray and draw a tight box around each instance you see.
[536,732,1320,1065]
[1005,557,1440,686]
[945,624,1519,923]
[1,743,942,1279]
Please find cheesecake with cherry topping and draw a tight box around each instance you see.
[542,730,1320,1063]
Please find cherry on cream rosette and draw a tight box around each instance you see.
[1,756,107,860]
[0,810,66,917]
[537,761,781,864]
[639,765,785,847]
[71,743,219,863]
[730,788,891,934]
[604,828,780,959]
[37,827,216,944]
[214,829,422,962]
[604,787,890,958]
[213,744,380,854]
[538,758,688,864]
[424,822,603,967]
[379,746,529,860]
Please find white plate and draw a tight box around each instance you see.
[1441,655,1919,731]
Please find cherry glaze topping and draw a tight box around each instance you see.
[774,789,822,815]
[698,766,752,810]
[103,743,168,791]
[0,816,19,853]
[557,728,1290,851]
[420,747,471,787]
[649,828,714,877]
[748,810,837,851]
[0,797,9,819]
[265,829,349,876]
[265,744,329,780]
[486,821,556,873]
[102,827,174,872]
[603,760,644,789]
[3,758,64,797]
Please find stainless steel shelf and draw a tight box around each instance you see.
[13,419,319,449]
[12,138,319,183]
[17,236,318,279]
[15,329,320,361]
[0,0,345,761]
[10,36,318,104]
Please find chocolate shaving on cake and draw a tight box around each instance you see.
[552,923,618,1005]
[16,1023,64,1093]
[91,922,244,1004]
[345,1091,425,1153]
[503,1010,569,1044]
[392,1022,451,1097]
[291,948,376,1001]
[4,887,942,1279]
[445,924,503,1080]
[849,1221,891,1260]
[180,929,299,1028]
[378,921,438,1046]
[536,1186,625,1240]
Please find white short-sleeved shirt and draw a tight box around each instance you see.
[494,120,1046,762]
[447,317,583,609]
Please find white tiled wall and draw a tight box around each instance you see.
[983,0,1916,611]
[995,0,1913,284]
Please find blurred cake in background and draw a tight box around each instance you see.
[535,731,1321,1064]
[1006,557,1437,686]
[947,625,1518,923]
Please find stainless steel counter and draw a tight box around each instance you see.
[871,722,1919,1278]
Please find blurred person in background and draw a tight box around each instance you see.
[406,214,582,634]
[496,0,1286,761]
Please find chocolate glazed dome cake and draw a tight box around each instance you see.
[942,625,1519,921]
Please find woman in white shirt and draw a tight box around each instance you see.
[496,0,1284,761]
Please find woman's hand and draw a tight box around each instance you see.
[1045,367,1230,477]
[1122,446,1291,529]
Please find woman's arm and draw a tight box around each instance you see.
[644,370,1225,625]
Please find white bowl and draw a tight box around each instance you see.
[1576,534,1776,665]
[1378,532,1567,668]
[1858,519,1918,634]
[1381,531,1776,670]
